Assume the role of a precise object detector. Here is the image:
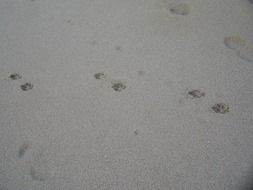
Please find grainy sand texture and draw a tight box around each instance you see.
[0,0,253,189]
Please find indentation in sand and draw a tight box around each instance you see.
[18,143,30,158]
[20,83,34,91]
[29,152,52,181]
[9,73,22,80]
[170,3,190,15]
[94,72,106,80]
[30,166,47,181]
[187,89,205,98]
[237,46,253,62]
[115,46,122,51]
[111,81,127,92]
[137,70,145,76]
[211,103,229,114]
[224,36,246,50]
[224,36,253,62]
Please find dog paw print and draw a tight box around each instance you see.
[188,89,205,98]
[9,73,22,80]
[211,103,229,114]
[20,83,34,91]
[94,72,106,80]
[111,81,127,92]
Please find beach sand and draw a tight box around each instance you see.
[0,0,253,189]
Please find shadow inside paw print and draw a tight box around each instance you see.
[111,81,126,92]
[9,73,22,80]
[211,103,229,114]
[188,90,205,98]
[21,83,33,91]
[94,72,106,80]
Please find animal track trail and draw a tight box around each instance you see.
[7,73,35,92]
[183,89,230,115]
[94,72,127,92]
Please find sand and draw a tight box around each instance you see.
[0,0,253,189]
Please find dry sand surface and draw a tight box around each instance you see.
[0,0,253,189]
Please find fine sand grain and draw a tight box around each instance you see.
[0,0,252,189]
